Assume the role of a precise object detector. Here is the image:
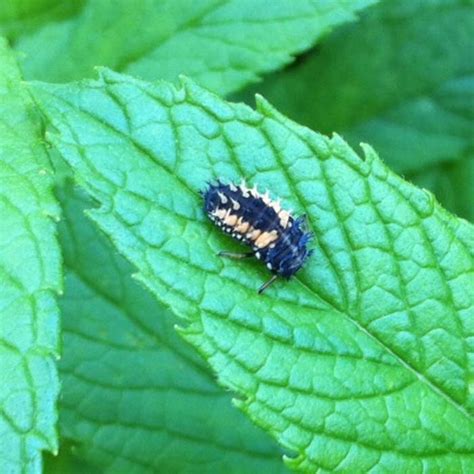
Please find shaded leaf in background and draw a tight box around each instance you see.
[32,71,474,472]
[411,154,474,224]
[7,0,376,95]
[0,0,83,39]
[48,182,288,473]
[235,0,474,179]
[0,38,60,472]
[44,440,100,474]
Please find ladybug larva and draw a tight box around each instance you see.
[202,179,313,293]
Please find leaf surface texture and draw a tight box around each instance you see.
[31,71,474,472]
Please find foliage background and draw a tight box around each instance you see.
[0,0,473,473]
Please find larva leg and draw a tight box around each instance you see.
[258,275,278,294]
[218,250,255,259]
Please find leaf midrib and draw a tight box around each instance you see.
[294,277,472,421]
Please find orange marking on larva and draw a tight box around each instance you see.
[254,230,279,249]
[235,218,251,234]
[213,208,227,220]
[224,213,238,227]
[246,228,262,240]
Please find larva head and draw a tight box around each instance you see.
[265,216,314,278]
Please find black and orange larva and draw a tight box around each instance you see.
[202,179,313,293]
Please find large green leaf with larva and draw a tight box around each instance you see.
[235,0,474,175]
[9,0,376,94]
[31,71,474,472]
[0,38,60,472]
[51,182,288,473]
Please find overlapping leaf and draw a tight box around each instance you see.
[0,38,60,473]
[8,0,376,94]
[51,183,287,473]
[0,0,81,39]
[31,71,474,472]
[236,0,474,176]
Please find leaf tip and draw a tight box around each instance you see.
[173,323,188,336]
[231,397,245,410]
[177,74,192,86]
[283,453,303,471]
[360,142,377,162]
[176,75,201,102]
[255,93,276,117]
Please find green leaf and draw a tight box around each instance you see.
[234,0,474,175]
[0,38,60,472]
[53,182,288,473]
[10,0,376,94]
[31,71,474,472]
[0,0,82,40]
